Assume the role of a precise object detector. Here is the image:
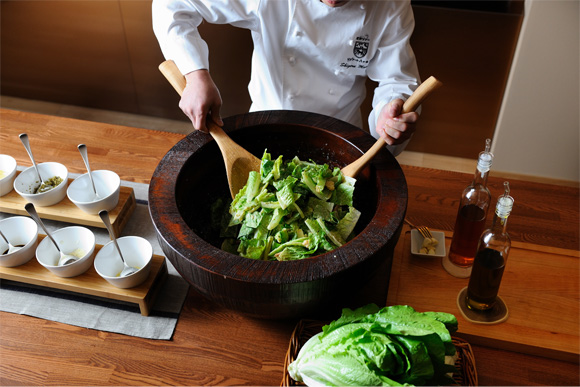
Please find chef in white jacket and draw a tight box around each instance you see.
[153,0,421,156]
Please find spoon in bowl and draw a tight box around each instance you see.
[78,144,99,199]
[98,210,137,277]
[159,60,261,199]
[19,133,46,191]
[24,203,78,266]
[0,229,22,254]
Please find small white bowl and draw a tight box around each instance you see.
[14,162,69,207]
[410,229,446,257]
[0,154,18,197]
[36,226,96,277]
[94,236,153,289]
[67,170,121,214]
[0,216,39,267]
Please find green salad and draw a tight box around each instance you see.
[219,150,361,261]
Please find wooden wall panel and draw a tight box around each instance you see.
[120,0,182,120]
[1,1,138,113]
[406,6,523,158]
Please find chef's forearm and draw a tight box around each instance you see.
[152,0,210,75]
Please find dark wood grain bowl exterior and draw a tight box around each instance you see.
[149,110,407,319]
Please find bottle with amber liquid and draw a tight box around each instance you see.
[466,182,514,311]
[447,139,493,268]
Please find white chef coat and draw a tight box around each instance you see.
[153,0,421,156]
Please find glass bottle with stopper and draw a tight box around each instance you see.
[445,138,493,274]
[466,182,514,311]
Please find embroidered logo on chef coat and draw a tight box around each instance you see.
[353,35,369,58]
[339,34,370,72]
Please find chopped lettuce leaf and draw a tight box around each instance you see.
[222,151,360,260]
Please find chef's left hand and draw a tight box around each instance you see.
[376,99,418,146]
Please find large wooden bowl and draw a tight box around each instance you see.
[149,110,407,319]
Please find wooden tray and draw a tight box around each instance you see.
[388,225,579,362]
[0,237,167,316]
[281,319,478,386]
[0,172,136,237]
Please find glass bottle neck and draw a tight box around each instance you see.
[473,167,490,187]
[491,212,510,235]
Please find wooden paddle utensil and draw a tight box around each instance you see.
[341,76,443,178]
[159,60,261,199]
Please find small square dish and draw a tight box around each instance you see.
[410,229,446,257]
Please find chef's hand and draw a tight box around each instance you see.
[376,99,418,146]
[180,69,223,132]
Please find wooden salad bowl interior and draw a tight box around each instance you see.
[149,110,408,319]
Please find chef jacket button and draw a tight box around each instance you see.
[360,3,365,9]
[328,89,334,95]
[289,56,296,65]
[348,39,354,46]
[295,30,302,37]
[334,69,341,76]
[288,94,295,100]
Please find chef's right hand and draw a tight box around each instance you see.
[180,69,223,132]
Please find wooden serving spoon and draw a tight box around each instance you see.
[341,76,443,178]
[159,60,261,199]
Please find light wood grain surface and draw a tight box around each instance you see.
[389,227,579,362]
[0,109,578,386]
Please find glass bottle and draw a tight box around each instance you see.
[447,138,493,268]
[466,182,514,311]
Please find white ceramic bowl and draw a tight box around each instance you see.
[67,170,121,214]
[14,162,69,207]
[0,154,18,197]
[410,229,446,257]
[0,216,39,267]
[94,236,153,289]
[36,226,96,277]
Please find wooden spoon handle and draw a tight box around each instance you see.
[400,76,443,113]
[341,76,442,178]
[158,60,187,96]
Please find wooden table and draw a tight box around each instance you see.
[1,108,578,386]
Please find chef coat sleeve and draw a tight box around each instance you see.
[366,1,421,157]
[152,0,260,76]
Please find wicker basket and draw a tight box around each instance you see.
[282,319,478,386]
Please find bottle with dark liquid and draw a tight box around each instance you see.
[466,182,514,311]
[447,139,493,268]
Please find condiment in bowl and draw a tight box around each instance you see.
[94,236,152,288]
[0,216,39,267]
[410,229,446,257]
[0,154,17,197]
[36,226,96,277]
[14,162,69,206]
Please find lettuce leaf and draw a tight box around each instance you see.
[288,304,458,386]
[223,151,360,260]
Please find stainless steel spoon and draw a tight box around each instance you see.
[25,203,78,266]
[77,144,99,198]
[98,210,137,277]
[0,229,22,254]
[19,133,45,191]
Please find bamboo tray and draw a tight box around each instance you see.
[0,173,136,237]
[282,319,478,386]
[0,237,167,316]
[388,225,580,362]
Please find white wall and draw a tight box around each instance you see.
[492,0,579,182]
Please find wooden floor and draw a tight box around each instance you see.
[1,95,576,188]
